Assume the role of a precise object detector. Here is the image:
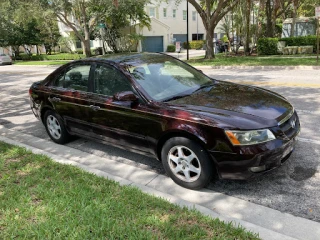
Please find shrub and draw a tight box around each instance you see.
[93,47,103,55]
[280,36,317,52]
[30,55,45,61]
[75,50,83,54]
[182,41,190,49]
[182,41,205,50]
[257,38,279,55]
[189,40,205,49]
[17,53,32,60]
[46,53,85,60]
[167,44,176,52]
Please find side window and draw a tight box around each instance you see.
[93,64,132,96]
[65,65,91,91]
[53,65,91,92]
[53,71,65,87]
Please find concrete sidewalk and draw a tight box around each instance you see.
[1,125,319,240]
[165,49,206,60]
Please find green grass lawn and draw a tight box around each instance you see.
[187,54,320,66]
[0,142,260,239]
[14,60,71,66]
[12,52,320,66]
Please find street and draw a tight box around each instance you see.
[0,64,319,223]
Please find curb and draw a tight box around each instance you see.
[0,133,297,240]
[11,65,320,70]
[2,127,320,240]
[195,65,320,70]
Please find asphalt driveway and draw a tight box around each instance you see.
[0,64,319,223]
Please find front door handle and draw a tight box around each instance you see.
[49,96,61,102]
[90,105,101,111]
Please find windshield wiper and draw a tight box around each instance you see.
[163,94,191,102]
[192,83,215,94]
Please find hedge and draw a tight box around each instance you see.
[167,44,176,52]
[280,35,317,51]
[183,40,205,49]
[257,38,279,55]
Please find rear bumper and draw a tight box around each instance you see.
[29,97,41,120]
[210,137,297,180]
[0,61,12,65]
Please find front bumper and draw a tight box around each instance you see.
[210,136,297,180]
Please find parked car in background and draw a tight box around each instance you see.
[0,54,12,65]
[29,53,300,190]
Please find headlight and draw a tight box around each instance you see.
[225,129,275,146]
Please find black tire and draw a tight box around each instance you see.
[161,137,214,190]
[44,110,70,144]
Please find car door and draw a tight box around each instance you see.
[48,63,95,137]
[87,63,152,152]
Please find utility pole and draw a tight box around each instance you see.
[316,6,320,64]
[317,18,319,64]
[187,0,189,60]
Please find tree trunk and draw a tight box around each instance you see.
[257,0,264,38]
[83,26,91,57]
[265,0,274,37]
[244,0,251,55]
[205,28,215,59]
[290,2,297,37]
[82,39,91,57]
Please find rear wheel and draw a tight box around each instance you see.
[44,110,70,144]
[161,137,214,190]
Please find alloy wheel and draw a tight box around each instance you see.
[167,145,201,183]
[46,115,62,140]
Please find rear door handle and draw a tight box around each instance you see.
[90,105,101,111]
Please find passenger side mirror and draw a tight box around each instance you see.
[113,91,139,102]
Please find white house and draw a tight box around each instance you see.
[56,0,226,53]
[137,0,207,52]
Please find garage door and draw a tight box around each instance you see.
[173,34,187,43]
[142,36,163,52]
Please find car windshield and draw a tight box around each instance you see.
[126,54,213,102]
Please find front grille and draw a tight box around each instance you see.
[279,111,300,139]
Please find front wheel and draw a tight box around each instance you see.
[161,137,214,190]
[44,110,70,144]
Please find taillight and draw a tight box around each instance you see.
[29,88,32,96]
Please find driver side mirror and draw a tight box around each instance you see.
[113,91,139,102]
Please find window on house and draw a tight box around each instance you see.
[192,11,196,21]
[163,8,167,18]
[183,10,187,20]
[76,41,82,49]
[149,7,155,17]
[173,9,176,18]
[192,34,204,41]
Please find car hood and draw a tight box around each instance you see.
[167,81,293,129]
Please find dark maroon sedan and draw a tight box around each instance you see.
[29,53,300,189]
